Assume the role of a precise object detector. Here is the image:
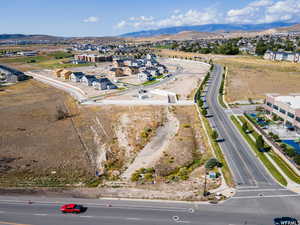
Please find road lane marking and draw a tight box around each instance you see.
[237,188,288,192]
[126,218,141,221]
[33,214,48,216]
[79,215,94,218]
[232,194,300,199]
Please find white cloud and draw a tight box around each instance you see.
[116,0,300,31]
[116,8,220,30]
[83,16,99,23]
[226,0,300,23]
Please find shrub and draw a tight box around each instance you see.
[55,106,69,120]
[131,172,141,182]
[205,158,222,170]
[294,155,300,166]
[211,130,219,141]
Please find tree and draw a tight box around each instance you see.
[256,135,265,151]
[294,155,300,166]
[205,158,222,170]
[202,108,207,117]
[211,130,219,141]
[255,40,268,56]
[242,122,248,133]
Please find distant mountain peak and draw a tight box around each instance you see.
[120,22,297,38]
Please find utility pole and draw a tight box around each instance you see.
[203,168,207,197]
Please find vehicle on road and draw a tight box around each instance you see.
[274,217,299,225]
[60,204,85,214]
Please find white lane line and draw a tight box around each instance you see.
[79,215,94,218]
[33,213,48,216]
[237,188,288,192]
[232,194,300,199]
[126,218,141,221]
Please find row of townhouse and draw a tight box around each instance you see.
[263,50,300,63]
[53,69,117,91]
[110,54,168,81]
[0,64,27,83]
[74,54,113,63]
[264,94,300,133]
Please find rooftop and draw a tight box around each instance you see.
[273,95,300,109]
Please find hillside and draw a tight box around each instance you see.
[121,22,296,38]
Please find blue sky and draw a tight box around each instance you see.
[1,0,300,37]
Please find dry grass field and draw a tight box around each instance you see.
[0,80,94,187]
[215,56,300,102]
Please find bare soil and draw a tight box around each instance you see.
[215,56,300,102]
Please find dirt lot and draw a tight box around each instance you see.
[0,80,94,187]
[159,58,209,99]
[215,56,300,102]
[0,80,215,198]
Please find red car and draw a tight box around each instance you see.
[60,204,84,214]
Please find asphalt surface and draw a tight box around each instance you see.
[205,64,281,188]
[0,194,300,225]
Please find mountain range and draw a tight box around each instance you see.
[120,22,297,38]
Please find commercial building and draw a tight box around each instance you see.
[264,94,300,133]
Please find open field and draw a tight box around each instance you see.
[0,51,92,71]
[0,80,94,187]
[215,56,300,102]
[0,80,214,198]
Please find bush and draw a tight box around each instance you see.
[294,155,300,166]
[55,106,69,120]
[256,135,265,152]
[205,158,222,170]
[211,130,219,141]
[285,148,296,158]
[131,172,141,182]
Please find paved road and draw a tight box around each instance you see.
[0,194,300,225]
[204,64,281,189]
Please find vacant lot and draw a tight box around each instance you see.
[215,56,300,102]
[0,80,94,187]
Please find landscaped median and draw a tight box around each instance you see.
[230,115,300,186]
[195,65,234,187]
[218,66,227,109]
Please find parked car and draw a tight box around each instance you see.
[60,204,84,214]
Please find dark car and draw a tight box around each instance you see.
[60,204,84,214]
[274,217,299,225]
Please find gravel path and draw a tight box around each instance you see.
[122,109,179,180]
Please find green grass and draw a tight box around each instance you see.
[218,95,227,108]
[269,151,300,184]
[142,79,159,86]
[230,116,287,186]
[202,117,234,187]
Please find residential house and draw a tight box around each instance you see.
[109,68,124,77]
[92,78,118,90]
[124,66,139,76]
[70,72,85,82]
[81,75,96,86]
[54,69,64,78]
[112,59,124,68]
[60,70,72,80]
[146,67,160,76]
[137,71,153,81]
[0,65,27,83]
[146,54,156,60]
